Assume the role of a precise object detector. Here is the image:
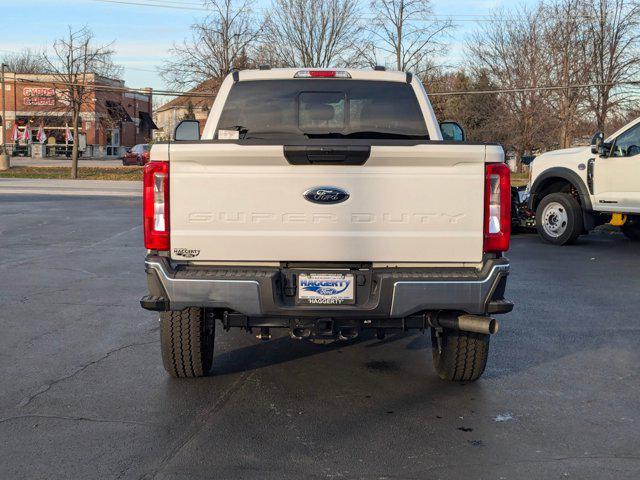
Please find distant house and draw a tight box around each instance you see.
[153,79,220,140]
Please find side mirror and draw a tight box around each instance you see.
[521,155,536,166]
[590,131,604,154]
[174,120,200,141]
[440,121,465,142]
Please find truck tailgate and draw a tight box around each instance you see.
[169,143,487,263]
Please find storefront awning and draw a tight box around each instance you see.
[106,100,133,123]
[139,111,158,130]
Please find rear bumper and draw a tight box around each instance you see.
[142,255,512,318]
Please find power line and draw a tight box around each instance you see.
[85,0,509,22]
[88,0,210,11]
[86,0,607,23]
[127,0,210,6]
[8,74,640,98]
[123,65,159,73]
[428,81,640,97]
[144,0,500,11]
[0,48,159,74]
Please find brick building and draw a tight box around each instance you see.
[0,72,156,158]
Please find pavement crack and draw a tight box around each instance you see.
[0,225,140,268]
[0,414,153,427]
[17,340,157,408]
[138,370,256,480]
[45,302,132,308]
[51,266,98,277]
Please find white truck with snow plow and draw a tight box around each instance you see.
[527,117,640,244]
[140,67,513,381]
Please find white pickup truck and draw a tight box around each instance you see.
[140,67,513,381]
[527,117,640,244]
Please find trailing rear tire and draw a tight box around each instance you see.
[160,308,215,378]
[535,192,583,245]
[430,328,490,382]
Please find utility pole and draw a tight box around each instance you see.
[0,63,9,170]
[133,91,137,146]
[148,87,153,142]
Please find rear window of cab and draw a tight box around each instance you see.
[215,79,428,141]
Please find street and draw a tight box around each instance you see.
[0,178,141,197]
[1,193,639,480]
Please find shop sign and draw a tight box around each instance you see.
[23,87,56,106]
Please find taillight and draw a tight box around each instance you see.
[484,162,511,253]
[143,161,170,250]
[294,70,351,78]
[141,151,150,163]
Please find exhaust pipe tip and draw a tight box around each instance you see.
[487,318,499,335]
[435,314,500,335]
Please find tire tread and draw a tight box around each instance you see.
[432,329,490,382]
[160,308,213,378]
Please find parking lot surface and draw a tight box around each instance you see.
[1,194,639,480]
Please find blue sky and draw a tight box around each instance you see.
[1,0,536,92]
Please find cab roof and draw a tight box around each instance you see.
[234,68,412,83]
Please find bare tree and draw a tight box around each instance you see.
[427,69,507,144]
[585,0,640,133]
[43,26,121,179]
[160,0,261,88]
[364,0,452,74]
[542,0,592,148]
[262,0,364,68]
[468,5,554,162]
[1,48,48,73]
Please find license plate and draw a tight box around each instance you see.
[297,273,355,305]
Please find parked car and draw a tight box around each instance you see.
[122,144,150,166]
[526,116,640,244]
[140,67,513,381]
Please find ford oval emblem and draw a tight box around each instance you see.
[304,186,350,204]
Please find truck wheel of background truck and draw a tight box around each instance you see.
[535,192,583,245]
[430,329,490,382]
[160,308,215,378]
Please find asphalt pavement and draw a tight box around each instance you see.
[0,178,141,197]
[1,194,639,480]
